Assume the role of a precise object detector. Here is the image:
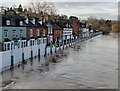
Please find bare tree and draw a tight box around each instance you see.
[28,1,57,15]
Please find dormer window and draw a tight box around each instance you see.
[66,24,68,27]
[6,20,10,25]
[69,25,71,27]
[39,20,42,25]
[20,21,23,26]
[32,19,35,25]
[26,18,28,24]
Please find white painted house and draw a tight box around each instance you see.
[63,24,73,41]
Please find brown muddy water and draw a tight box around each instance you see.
[0,34,118,89]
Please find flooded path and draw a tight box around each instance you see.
[1,34,118,89]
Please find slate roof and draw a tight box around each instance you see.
[1,15,48,28]
[45,20,62,30]
[4,38,11,42]
[2,15,18,26]
[56,21,72,28]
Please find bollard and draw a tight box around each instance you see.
[55,46,57,53]
[11,55,14,69]
[66,40,67,48]
[44,46,47,57]
[38,48,40,59]
[59,41,61,50]
[22,53,25,64]
[50,42,52,55]
[63,40,64,50]
[69,38,70,47]
[31,50,33,60]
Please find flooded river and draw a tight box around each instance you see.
[1,34,118,89]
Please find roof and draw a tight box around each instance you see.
[2,15,19,26]
[1,15,47,28]
[45,20,62,30]
[56,20,72,28]
[4,38,11,42]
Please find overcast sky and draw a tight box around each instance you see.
[0,0,119,20]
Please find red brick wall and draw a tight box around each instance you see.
[53,29,63,40]
[27,27,37,38]
[27,27,48,38]
[71,21,79,34]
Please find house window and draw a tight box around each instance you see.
[20,21,23,26]
[30,29,33,37]
[37,39,41,44]
[48,27,50,34]
[33,40,34,45]
[4,44,6,51]
[21,42,23,48]
[32,19,35,24]
[4,30,8,38]
[43,39,46,43]
[20,30,23,37]
[37,40,39,44]
[7,43,10,50]
[26,41,28,47]
[42,30,46,36]
[37,29,39,36]
[24,42,26,47]
[39,40,41,44]
[6,20,10,25]
[18,42,20,48]
[50,27,52,34]
[30,40,32,46]
[12,30,16,38]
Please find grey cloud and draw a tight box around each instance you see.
[54,2,114,8]
[78,13,118,20]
